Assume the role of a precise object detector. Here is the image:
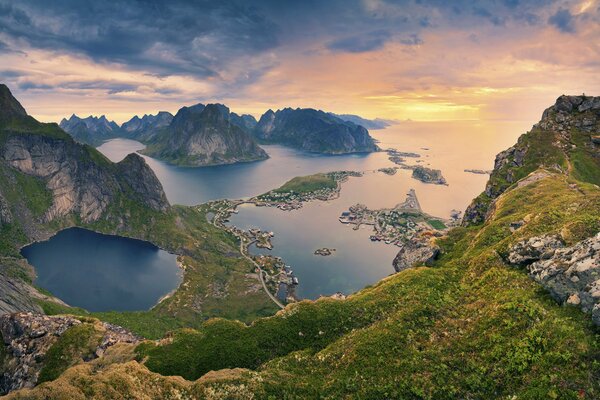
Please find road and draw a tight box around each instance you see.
[239,239,285,309]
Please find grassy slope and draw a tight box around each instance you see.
[5,100,600,398]
[9,172,600,399]
[273,173,337,194]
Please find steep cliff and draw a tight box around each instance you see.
[463,95,600,225]
[254,107,379,154]
[0,84,170,318]
[142,103,268,166]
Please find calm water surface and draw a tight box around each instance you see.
[21,228,181,312]
[97,120,529,299]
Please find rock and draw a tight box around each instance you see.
[463,94,600,226]
[411,166,447,185]
[507,234,563,265]
[0,313,140,395]
[508,233,600,324]
[393,239,439,272]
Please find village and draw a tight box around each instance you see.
[338,189,452,246]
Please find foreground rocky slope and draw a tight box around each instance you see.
[254,107,379,154]
[3,96,598,399]
[0,313,139,394]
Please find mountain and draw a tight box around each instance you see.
[141,103,268,166]
[0,83,169,314]
[59,114,122,146]
[463,95,600,225]
[254,108,379,154]
[330,113,392,129]
[3,94,599,399]
[121,111,173,142]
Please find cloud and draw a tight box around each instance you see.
[0,0,279,81]
[548,8,575,33]
[400,34,424,46]
[327,30,391,53]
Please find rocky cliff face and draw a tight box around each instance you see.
[142,103,268,166]
[0,313,140,394]
[1,134,168,222]
[463,95,600,225]
[254,108,379,154]
[508,233,600,325]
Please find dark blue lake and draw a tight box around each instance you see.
[21,228,181,312]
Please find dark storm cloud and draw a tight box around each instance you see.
[0,0,279,78]
[548,8,576,33]
[0,0,576,87]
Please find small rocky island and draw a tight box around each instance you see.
[411,166,447,185]
[464,168,492,175]
[314,248,336,256]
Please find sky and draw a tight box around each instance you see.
[0,0,598,124]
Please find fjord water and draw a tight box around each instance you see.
[21,228,181,312]
[98,120,527,299]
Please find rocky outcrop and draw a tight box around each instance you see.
[117,154,169,212]
[0,191,11,225]
[508,233,600,325]
[143,103,268,166]
[0,313,140,394]
[393,239,439,272]
[463,94,600,226]
[254,108,379,154]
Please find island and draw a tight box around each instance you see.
[314,248,336,256]
[253,107,379,154]
[411,166,448,185]
[464,168,492,175]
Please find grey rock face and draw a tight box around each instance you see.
[393,239,439,272]
[1,134,169,222]
[508,233,600,325]
[2,135,116,222]
[0,313,140,395]
[0,191,12,225]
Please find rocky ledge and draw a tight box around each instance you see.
[0,313,140,394]
[508,233,600,325]
[393,238,440,272]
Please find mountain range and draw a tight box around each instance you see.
[58,106,382,165]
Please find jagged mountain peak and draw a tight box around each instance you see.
[0,83,28,122]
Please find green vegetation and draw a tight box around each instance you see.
[427,219,446,229]
[13,171,53,218]
[274,173,337,194]
[38,323,103,383]
[134,173,600,398]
